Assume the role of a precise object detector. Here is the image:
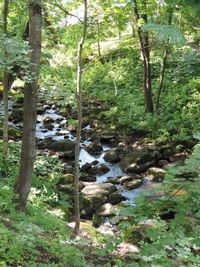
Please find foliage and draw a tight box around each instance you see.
[110,143,200,266]
[0,142,87,266]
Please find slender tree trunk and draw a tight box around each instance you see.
[156,11,173,112]
[133,0,154,113]
[74,0,87,236]
[14,0,42,211]
[96,18,104,64]
[3,0,9,166]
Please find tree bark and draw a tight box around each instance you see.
[133,0,154,113]
[74,0,87,236]
[96,18,104,64]
[3,0,9,166]
[14,0,42,211]
[156,11,173,112]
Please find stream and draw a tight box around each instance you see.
[0,97,146,205]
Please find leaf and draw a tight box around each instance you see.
[143,23,186,46]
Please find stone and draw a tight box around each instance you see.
[107,177,120,185]
[103,149,120,163]
[87,164,110,176]
[145,167,166,182]
[81,183,116,196]
[10,108,23,123]
[80,173,96,182]
[85,140,103,155]
[124,179,143,190]
[81,162,92,172]
[57,174,74,184]
[50,139,75,152]
[124,160,156,174]
[100,129,116,142]
[119,174,143,185]
[107,191,124,205]
[119,149,154,174]
[96,203,116,217]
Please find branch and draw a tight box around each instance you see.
[51,2,82,23]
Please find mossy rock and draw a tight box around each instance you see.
[50,139,75,152]
[0,126,22,139]
[119,149,151,172]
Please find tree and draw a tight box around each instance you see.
[74,0,87,235]
[133,0,154,113]
[2,0,9,166]
[14,0,42,211]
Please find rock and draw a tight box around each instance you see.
[118,175,132,184]
[58,150,75,160]
[85,141,103,155]
[145,167,166,182]
[81,162,92,172]
[103,149,120,163]
[118,242,140,256]
[10,108,23,123]
[0,126,22,139]
[107,177,120,185]
[87,164,110,176]
[43,123,54,131]
[50,139,75,152]
[43,116,54,124]
[80,183,118,217]
[158,159,169,167]
[119,175,142,184]
[37,107,45,115]
[124,160,156,174]
[57,174,74,184]
[124,179,143,190]
[80,173,96,182]
[67,221,99,239]
[107,191,124,205]
[119,149,155,174]
[15,95,24,104]
[96,203,116,217]
[150,150,162,160]
[81,183,116,196]
[100,129,116,142]
[62,164,74,174]
[58,181,84,194]
[58,184,74,194]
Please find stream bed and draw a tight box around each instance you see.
[0,97,146,205]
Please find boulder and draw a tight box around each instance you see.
[96,203,116,217]
[80,173,96,182]
[124,179,143,190]
[87,164,110,176]
[85,140,103,155]
[107,191,124,205]
[80,183,118,217]
[100,129,116,142]
[103,149,120,163]
[57,174,74,184]
[119,149,155,174]
[10,108,23,123]
[145,167,166,182]
[50,139,75,152]
[124,160,156,174]
[81,183,116,196]
[81,162,92,172]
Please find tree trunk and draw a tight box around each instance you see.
[74,0,87,236]
[14,0,42,211]
[3,0,9,166]
[133,0,154,113]
[156,11,173,112]
[96,18,104,64]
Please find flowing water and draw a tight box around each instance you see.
[1,99,145,205]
